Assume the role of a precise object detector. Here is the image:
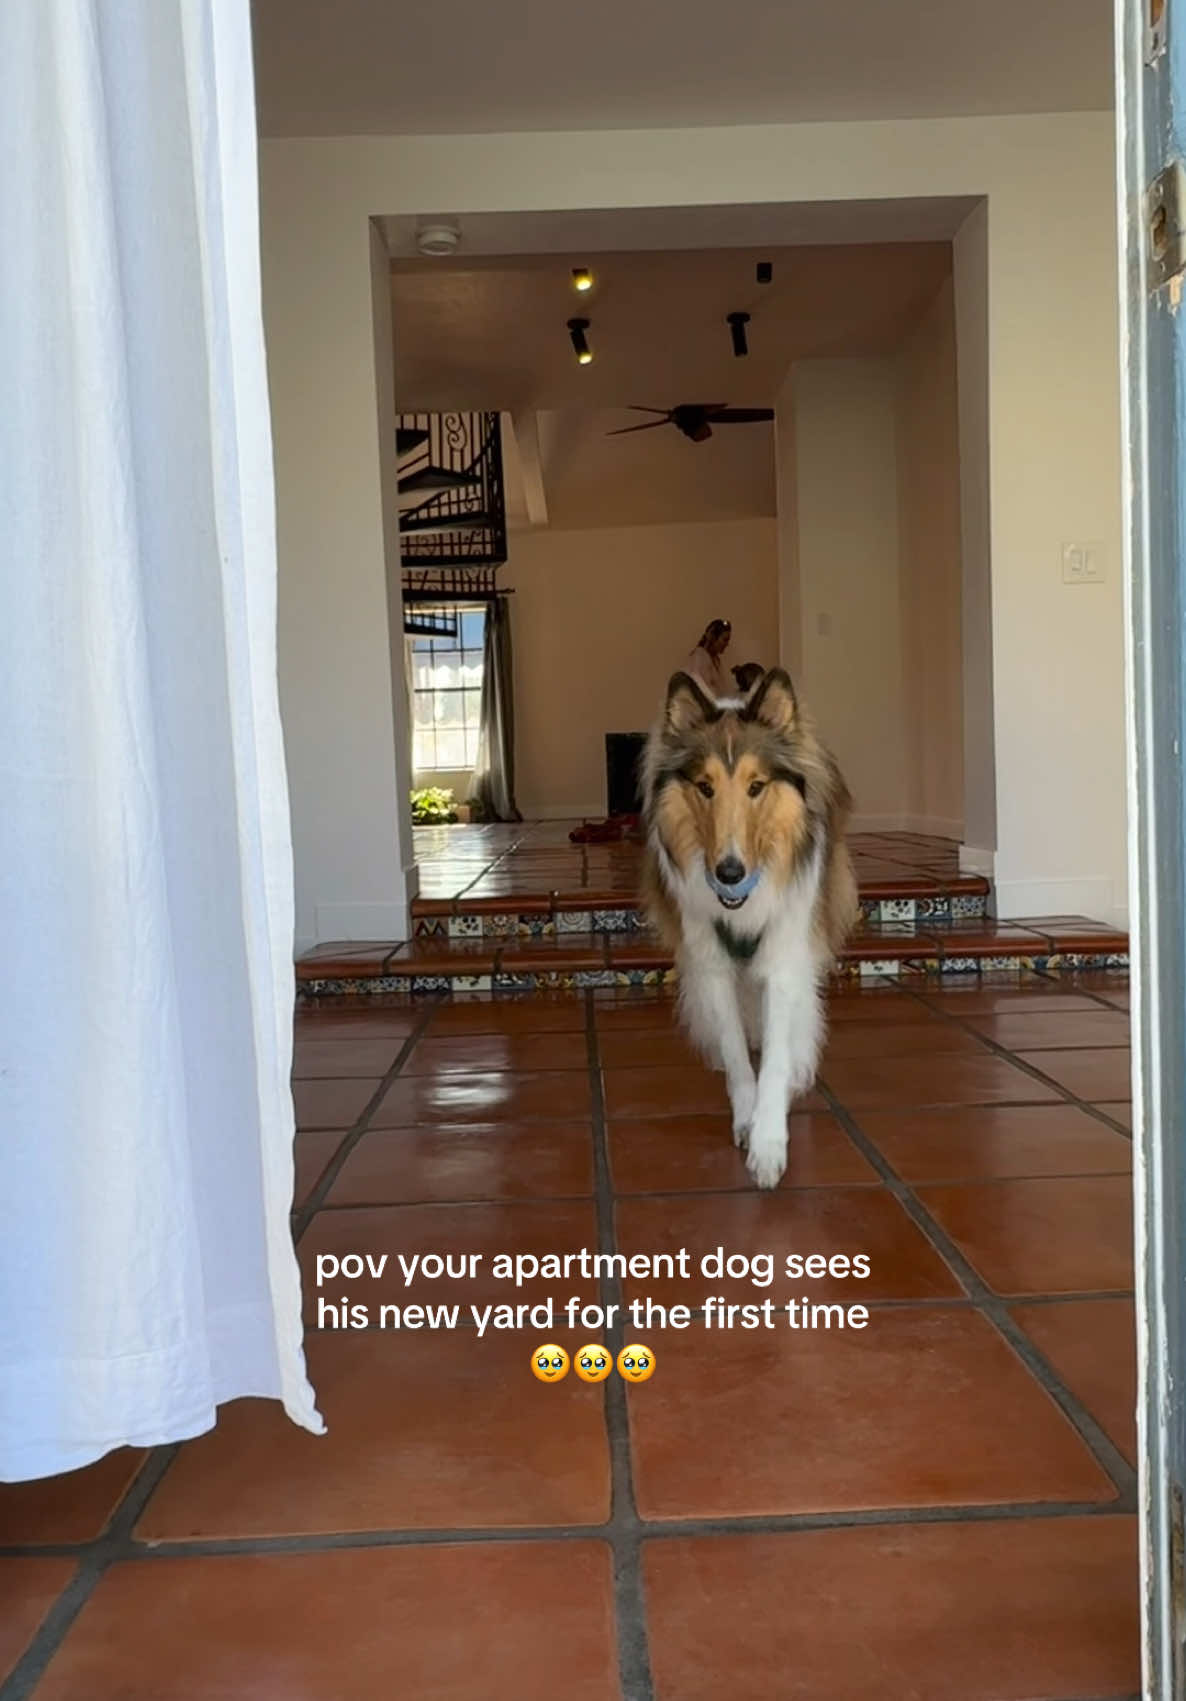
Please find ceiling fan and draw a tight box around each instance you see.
[607,403,775,444]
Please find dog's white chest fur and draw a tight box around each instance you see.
[662,845,825,1189]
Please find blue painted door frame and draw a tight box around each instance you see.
[1118,0,1186,1691]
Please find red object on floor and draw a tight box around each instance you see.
[568,814,642,844]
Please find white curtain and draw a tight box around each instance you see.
[0,0,321,1479]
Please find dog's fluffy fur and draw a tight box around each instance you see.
[641,668,858,1187]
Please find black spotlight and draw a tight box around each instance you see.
[756,260,773,284]
[727,311,750,357]
[567,317,593,365]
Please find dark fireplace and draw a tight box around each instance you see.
[605,732,647,816]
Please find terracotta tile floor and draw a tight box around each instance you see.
[1,972,1139,1700]
[410,822,980,904]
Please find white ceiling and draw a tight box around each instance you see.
[395,242,951,528]
[380,199,978,261]
[252,0,1112,138]
[516,408,778,531]
[392,243,952,412]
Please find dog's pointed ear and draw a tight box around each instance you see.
[742,668,798,733]
[664,671,718,735]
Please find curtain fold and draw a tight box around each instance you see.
[474,597,522,823]
[0,0,321,1479]
[404,631,418,779]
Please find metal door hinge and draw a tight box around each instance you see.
[1148,162,1186,289]
[1149,0,1168,62]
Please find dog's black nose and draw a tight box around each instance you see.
[714,855,746,887]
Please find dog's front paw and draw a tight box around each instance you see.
[730,1078,757,1147]
[745,1118,787,1189]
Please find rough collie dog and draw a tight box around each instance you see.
[641,668,858,1188]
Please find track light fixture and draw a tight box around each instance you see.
[571,266,594,292]
[568,317,593,364]
[727,311,750,357]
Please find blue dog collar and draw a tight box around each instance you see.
[705,866,762,904]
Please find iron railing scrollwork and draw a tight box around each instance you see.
[396,410,507,580]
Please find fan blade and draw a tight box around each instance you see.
[625,405,671,415]
[708,408,775,423]
[606,420,670,436]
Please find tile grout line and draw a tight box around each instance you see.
[894,975,1133,1140]
[585,990,656,1701]
[0,977,1135,1699]
[815,1080,1138,1506]
[305,1164,1132,1213]
[291,997,444,1241]
[0,1004,449,1701]
[0,1495,1136,1567]
[0,1560,106,1701]
[0,1444,183,1701]
[1025,967,1130,1011]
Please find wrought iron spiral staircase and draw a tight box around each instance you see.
[397,412,506,633]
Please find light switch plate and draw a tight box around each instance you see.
[1062,542,1105,584]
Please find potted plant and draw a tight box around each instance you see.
[410,786,458,825]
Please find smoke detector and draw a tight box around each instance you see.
[415,220,461,257]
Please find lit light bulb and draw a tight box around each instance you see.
[567,317,592,364]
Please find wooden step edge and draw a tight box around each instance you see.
[409,876,993,920]
[297,927,1128,987]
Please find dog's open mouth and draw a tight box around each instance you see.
[717,891,748,911]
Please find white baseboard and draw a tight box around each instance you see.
[959,844,996,877]
[993,876,1126,929]
[312,900,412,943]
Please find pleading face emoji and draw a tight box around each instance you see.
[530,1343,570,1383]
[574,1344,612,1384]
[616,1344,656,1384]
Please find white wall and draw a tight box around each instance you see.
[505,517,778,816]
[953,200,997,867]
[261,202,417,951]
[789,360,909,825]
[774,372,802,685]
[894,276,965,839]
[260,110,1127,938]
[775,342,964,837]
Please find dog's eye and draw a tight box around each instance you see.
[696,780,714,799]
[748,780,766,799]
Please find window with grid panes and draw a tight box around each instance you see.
[410,607,486,771]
